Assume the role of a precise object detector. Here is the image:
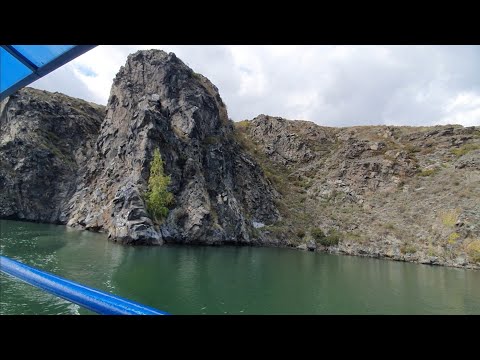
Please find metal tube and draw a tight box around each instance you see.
[0,255,168,315]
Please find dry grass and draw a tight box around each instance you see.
[450,144,480,157]
[400,243,417,254]
[236,120,250,129]
[466,239,480,263]
[441,209,460,228]
[447,232,460,244]
[384,223,396,230]
[418,168,437,177]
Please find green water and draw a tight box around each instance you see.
[1,219,479,315]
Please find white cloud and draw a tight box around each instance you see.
[229,46,267,97]
[442,92,480,127]
[30,45,480,127]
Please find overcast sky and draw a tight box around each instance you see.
[31,45,480,127]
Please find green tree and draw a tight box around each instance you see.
[146,148,174,223]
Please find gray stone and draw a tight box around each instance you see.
[455,150,480,170]
[307,240,317,251]
[454,256,467,266]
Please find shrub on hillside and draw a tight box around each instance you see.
[311,228,340,246]
[311,228,325,242]
[466,240,480,263]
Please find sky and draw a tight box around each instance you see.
[31,45,480,127]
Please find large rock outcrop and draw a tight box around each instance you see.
[0,88,104,223]
[66,50,279,245]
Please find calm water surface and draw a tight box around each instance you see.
[1,219,479,315]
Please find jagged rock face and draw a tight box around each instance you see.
[0,88,104,223]
[68,50,279,245]
[247,115,332,165]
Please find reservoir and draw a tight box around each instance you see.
[1,219,479,315]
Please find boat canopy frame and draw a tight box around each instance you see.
[0,45,97,101]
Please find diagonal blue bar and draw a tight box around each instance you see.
[12,45,75,67]
[0,255,169,315]
[0,45,97,101]
[0,48,33,92]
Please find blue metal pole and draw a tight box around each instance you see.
[0,255,168,315]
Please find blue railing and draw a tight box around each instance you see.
[0,255,168,315]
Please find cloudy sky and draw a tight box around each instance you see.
[31,45,480,127]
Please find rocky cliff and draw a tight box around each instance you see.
[0,50,279,245]
[0,88,104,223]
[67,50,279,245]
[235,115,480,268]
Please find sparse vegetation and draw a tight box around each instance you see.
[427,246,438,257]
[232,118,479,267]
[385,223,396,230]
[441,209,460,228]
[146,148,174,224]
[418,168,437,177]
[236,120,250,129]
[311,228,340,246]
[447,232,460,244]
[450,144,480,157]
[345,232,367,244]
[191,71,202,80]
[311,228,325,242]
[400,243,417,254]
[405,144,420,154]
[324,230,341,246]
[466,239,480,263]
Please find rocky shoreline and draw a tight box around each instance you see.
[294,243,479,270]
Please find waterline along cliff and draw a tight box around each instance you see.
[1,50,479,269]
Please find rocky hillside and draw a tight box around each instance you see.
[0,50,279,245]
[0,88,104,223]
[235,115,480,269]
